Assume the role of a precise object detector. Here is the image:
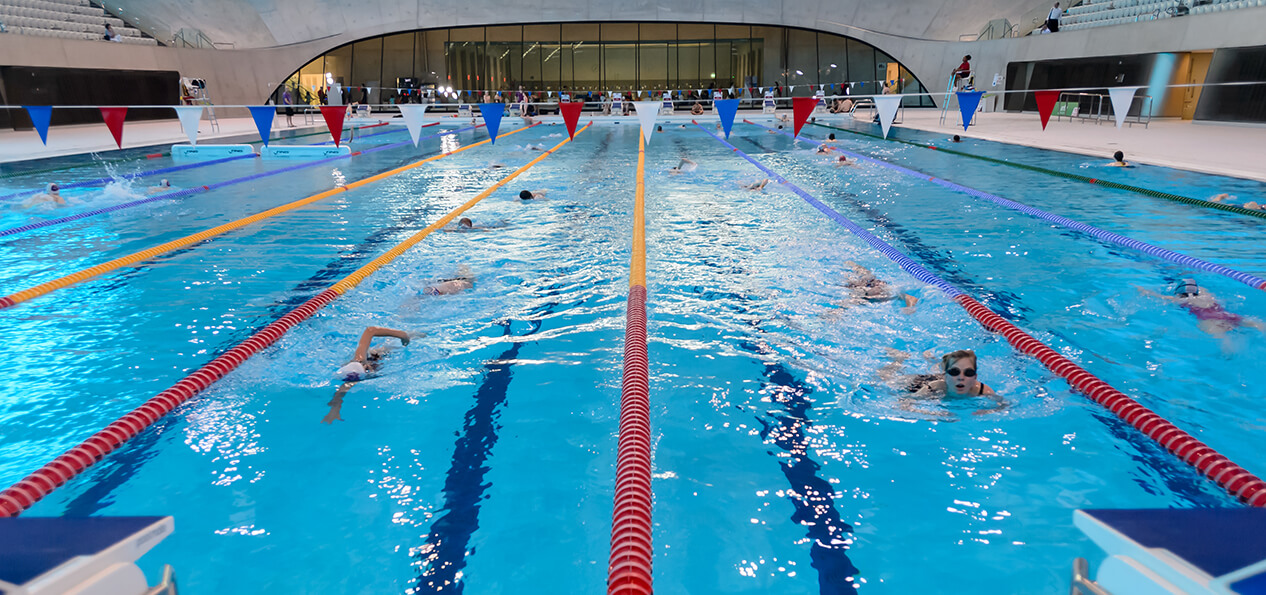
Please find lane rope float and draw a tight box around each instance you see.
[0,122,593,518]
[807,121,1266,221]
[697,122,1266,507]
[608,133,653,595]
[0,123,527,309]
[0,124,491,239]
[752,121,1266,292]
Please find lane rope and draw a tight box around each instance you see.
[0,122,592,518]
[0,124,489,239]
[753,121,1266,291]
[807,121,1266,221]
[608,133,653,595]
[0,123,523,309]
[697,122,1266,507]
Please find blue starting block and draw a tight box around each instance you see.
[1074,509,1266,594]
[170,144,255,160]
[0,516,176,594]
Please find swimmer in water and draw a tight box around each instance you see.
[1138,279,1266,341]
[834,155,856,167]
[23,183,66,208]
[518,189,546,200]
[324,326,413,423]
[840,261,917,311]
[951,135,962,143]
[668,158,697,175]
[147,179,172,194]
[815,145,831,154]
[825,133,837,143]
[1210,194,1263,211]
[742,179,770,191]
[657,125,663,132]
[422,266,476,296]
[880,348,1006,418]
[1107,150,1130,167]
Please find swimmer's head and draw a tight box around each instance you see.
[458,217,473,228]
[657,125,663,132]
[519,190,532,200]
[952,135,961,142]
[837,155,848,162]
[335,361,367,382]
[47,183,60,193]
[941,349,980,396]
[1173,278,1200,298]
[828,133,836,140]
[777,125,784,130]
[160,179,170,187]
[1113,150,1125,163]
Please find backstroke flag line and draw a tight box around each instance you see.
[173,106,203,145]
[874,96,902,139]
[398,104,429,147]
[1109,87,1141,129]
[634,101,659,145]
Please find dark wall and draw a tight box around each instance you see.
[0,66,179,131]
[1195,45,1266,123]
[1004,53,1155,111]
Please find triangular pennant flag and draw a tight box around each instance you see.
[173,106,203,145]
[791,97,817,137]
[248,106,275,146]
[728,87,735,96]
[633,101,659,145]
[560,102,583,139]
[956,91,983,131]
[548,91,554,97]
[714,99,739,139]
[759,87,765,93]
[398,104,429,147]
[479,102,505,143]
[789,85,796,93]
[99,107,127,149]
[874,95,902,139]
[319,106,346,146]
[23,106,52,146]
[1108,87,1139,129]
[1034,90,1060,130]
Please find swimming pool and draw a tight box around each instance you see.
[1,115,1263,593]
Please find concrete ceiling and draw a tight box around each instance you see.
[106,0,1043,49]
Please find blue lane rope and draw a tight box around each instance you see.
[0,125,480,239]
[749,120,1266,291]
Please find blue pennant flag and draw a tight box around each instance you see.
[23,106,52,146]
[714,99,739,139]
[956,91,983,131]
[480,103,505,144]
[248,106,276,146]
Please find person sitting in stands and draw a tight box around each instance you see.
[952,55,972,89]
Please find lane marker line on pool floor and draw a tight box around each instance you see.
[608,133,653,595]
[0,122,593,518]
[806,120,1266,222]
[697,122,1266,507]
[750,120,1266,292]
[0,123,526,309]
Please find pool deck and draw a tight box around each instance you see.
[889,109,1266,184]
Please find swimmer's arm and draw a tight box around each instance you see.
[898,396,953,418]
[322,383,353,424]
[972,389,1008,416]
[353,326,410,361]
[1134,286,1176,303]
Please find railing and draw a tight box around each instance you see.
[1053,91,1153,127]
[172,28,217,49]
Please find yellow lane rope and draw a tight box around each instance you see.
[629,133,646,288]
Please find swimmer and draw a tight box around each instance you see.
[951,135,962,143]
[657,125,663,132]
[488,162,507,170]
[147,179,172,194]
[23,183,66,208]
[742,179,770,191]
[668,158,697,175]
[324,326,413,423]
[423,267,476,296]
[815,145,831,154]
[825,133,837,142]
[834,155,856,167]
[1108,150,1130,167]
[519,189,547,200]
[839,260,917,311]
[1210,194,1264,210]
[777,113,791,123]
[879,348,1005,418]
[1138,279,1266,341]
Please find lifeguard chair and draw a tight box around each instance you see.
[762,89,777,114]
[611,92,624,115]
[814,88,827,114]
[659,92,674,115]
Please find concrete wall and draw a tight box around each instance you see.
[3,8,1264,108]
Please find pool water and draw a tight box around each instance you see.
[0,116,1263,593]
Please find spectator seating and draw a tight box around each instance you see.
[1057,0,1266,31]
[0,0,158,45]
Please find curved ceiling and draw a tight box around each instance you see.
[107,0,1036,49]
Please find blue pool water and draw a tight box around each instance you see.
[0,116,1263,593]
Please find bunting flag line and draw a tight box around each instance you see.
[248,106,276,146]
[633,101,659,145]
[172,106,203,145]
[318,106,346,146]
[714,99,739,139]
[479,102,505,143]
[23,106,52,146]
[791,97,817,137]
[956,91,984,131]
[874,95,902,139]
[398,104,429,147]
[560,102,583,139]
[99,107,127,149]
[1108,87,1140,129]
[1034,90,1060,130]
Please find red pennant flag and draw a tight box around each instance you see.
[560,102,583,139]
[791,97,817,137]
[319,106,347,146]
[99,107,127,149]
[1035,90,1060,131]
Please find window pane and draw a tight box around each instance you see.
[325,44,353,99]
[846,38,876,89]
[787,28,816,92]
[751,26,783,89]
[639,22,676,41]
[352,37,383,102]
[818,33,848,88]
[601,22,638,41]
[677,41,700,90]
[382,33,414,102]
[298,57,325,104]
[523,24,558,91]
[639,42,668,91]
[563,24,599,92]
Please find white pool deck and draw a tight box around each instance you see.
[1,109,1263,185]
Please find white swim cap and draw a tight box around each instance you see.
[335,361,366,381]
[47,183,59,192]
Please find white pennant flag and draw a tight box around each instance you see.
[874,95,903,139]
[633,101,659,145]
[398,104,429,147]
[789,85,796,93]
[548,91,554,97]
[1108,87,1140,129]
[173,106,204,145]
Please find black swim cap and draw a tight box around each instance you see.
[519,190,532,199]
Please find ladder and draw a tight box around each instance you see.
[938,74,977,128]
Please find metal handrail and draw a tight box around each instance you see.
[1070,558,1111,595]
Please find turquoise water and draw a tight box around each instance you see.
[0,117,1263,593]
